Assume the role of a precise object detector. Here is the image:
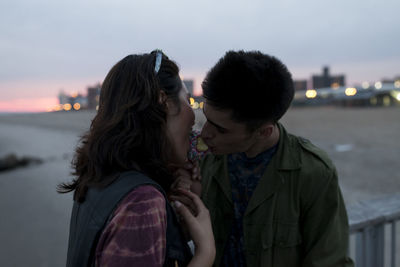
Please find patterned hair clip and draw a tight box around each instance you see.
[154,50,162,73]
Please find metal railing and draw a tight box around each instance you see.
[348,193,400,267]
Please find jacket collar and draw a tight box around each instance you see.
[210,123,302,212]
[275,123,302,170]
[209,155,233,205]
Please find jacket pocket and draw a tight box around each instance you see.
[262,221,302,248]
[260,221,302,267]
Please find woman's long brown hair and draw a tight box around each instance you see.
[57,51,182,202]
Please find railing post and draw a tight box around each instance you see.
[391,221,396,267]
[355,231,365,267]
[364,225,385,267]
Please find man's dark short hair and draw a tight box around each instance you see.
[202,50,294,131]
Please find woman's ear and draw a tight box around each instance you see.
[159,90,174,114]
[159,90,167,104]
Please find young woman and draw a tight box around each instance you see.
[58,50,215,267]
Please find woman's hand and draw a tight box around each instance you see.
[169,161,202,196]
[172,189,215,267]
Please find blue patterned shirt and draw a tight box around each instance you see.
[222,144,278,267]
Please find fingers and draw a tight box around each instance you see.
[173,168,192,178]
[170,168,192,191]
[170,162,202,193]
[190,180,202,196]
[175,189,207,216]
[179,161,201,181]
[169,188,206,216]
[169,194,197,215]
[171,176,191,191]
[191,161,201,181]
[173,201,196,225]
[169,161,201,182]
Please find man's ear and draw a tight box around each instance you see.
[257,124,274,139]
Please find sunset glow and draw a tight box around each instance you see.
[0,78,100,113]
[0,97,59,113]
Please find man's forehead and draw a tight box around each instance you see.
[203,102,241,128]
[203,102,231,119]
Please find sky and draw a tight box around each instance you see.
[0,0,399,112]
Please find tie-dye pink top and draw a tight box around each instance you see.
[95,185,167,267]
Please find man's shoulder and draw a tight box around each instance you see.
[285,133,340,204]
[287,132,335,173]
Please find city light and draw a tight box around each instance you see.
[331,82,340,89]
[345,88,357,96]
[305,89,317,99]
[54,104,63,111]
[192,102,200,109]
[189,97,204,110]
[362,82,370,89]
[390,91,400,102]
[63,103,72,111]
[73,103,81,110]
[375,82,382,89]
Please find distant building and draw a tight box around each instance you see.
[73,94,88,108]
[183,79,194,96]
[293,80,308,91]
[381,78,395,84]
[312,66,345,89]
[58,91,69,105]
[87,83,101,110]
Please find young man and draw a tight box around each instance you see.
[199,51,354,267]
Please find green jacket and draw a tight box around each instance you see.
[200,124,354,267]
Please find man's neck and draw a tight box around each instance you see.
[244,124,280,158]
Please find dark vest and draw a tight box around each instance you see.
[66,171,192,267]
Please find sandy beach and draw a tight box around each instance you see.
[0,107,399,266]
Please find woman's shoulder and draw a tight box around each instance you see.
[115,184,166,215]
